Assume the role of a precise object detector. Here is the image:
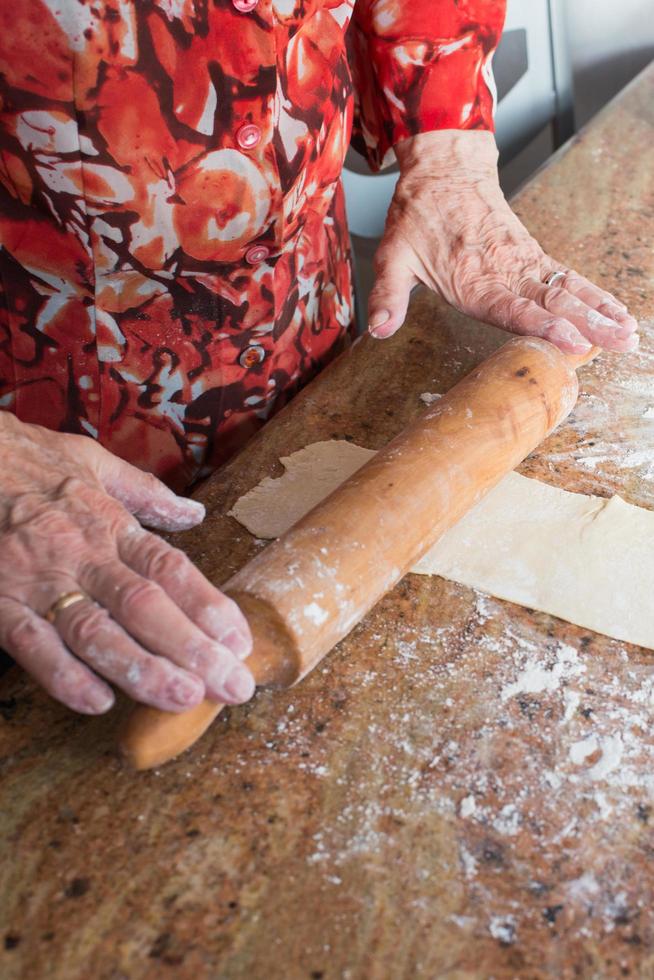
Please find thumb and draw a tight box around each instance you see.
[367,242,418,339]
[91,445,206,532]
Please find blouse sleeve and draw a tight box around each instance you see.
[349,0,507,170]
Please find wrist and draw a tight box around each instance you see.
[0,412,26,521]
[0,410,43,452]
[394,129,499,181]
[0,408,21,444]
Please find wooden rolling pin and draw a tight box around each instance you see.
[120,336,593,769]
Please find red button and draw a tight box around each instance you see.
[236,123,261,150]
[240,344,266,368]
[245,245,270,265]
[232,0,259,10]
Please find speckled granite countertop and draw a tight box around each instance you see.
[1,64,654,980]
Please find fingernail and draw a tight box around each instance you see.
[171,674,204,706]
[368,309,390,331]
[219,627,251,660]
[615,313,638,331]
[84,688,115,714]
[369,322,395,341]
[179,499,205,520]
[224,665,256,702]
[551,325,591,350]
[587,309,616,330]
[567,333,593,350]
[617,325,638,340]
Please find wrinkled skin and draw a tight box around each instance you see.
[368,131,639,355]
[0,412,255,715]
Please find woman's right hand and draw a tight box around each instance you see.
[0,413,255,715]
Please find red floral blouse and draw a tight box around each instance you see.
[0,1,505,490]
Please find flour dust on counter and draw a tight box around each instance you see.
[229,439,654,651]
[263,588,654,955]
[539,322,654,497]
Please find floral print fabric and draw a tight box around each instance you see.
[0,0,505,490]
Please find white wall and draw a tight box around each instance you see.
[500,0,654,193]
[565,0,654,125]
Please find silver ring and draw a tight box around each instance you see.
[544,270,567,287]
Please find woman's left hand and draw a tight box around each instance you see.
[367,130,639,356]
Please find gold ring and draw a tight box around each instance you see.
[45,591,88,624]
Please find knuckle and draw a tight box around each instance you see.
[144,471,165,492]
[598,300,626,320]
[221,593,246,622]
[198,593,248,638]
[542,318,570,341]
[89,494,129,529]
[137,660,182,702]
[514,272,536,295]
[65,604,111,648]
[6,494,60,531]
[47,665,83,705]
[132,470,164,500]
[563,270,582,287]
[481,290,504,322]
[56,478,114,520]
[60,478,127,521]
[506,295,528,322]
[144,543,189,582]
[181,641,215,674]
[120,656,159,694]
[116,578,161,617]
[78,554,120,592]
[543,285,571,307]
[4,614,38,653]
[57,475,90,500]
[487,292,526,329]
[46,676,71,706]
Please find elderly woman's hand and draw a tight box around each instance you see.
[367,130,639,355]
[0,413,255,715]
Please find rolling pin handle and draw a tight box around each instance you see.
[119,592,300,770]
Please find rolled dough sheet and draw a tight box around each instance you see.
[229,440,654,650]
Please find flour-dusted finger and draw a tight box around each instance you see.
[520,279,639,353]
[0,597,114,714]
[87,441,206,531]
[475,284,592,354]
[53,597,207,712]
[118,528,252,660]
[80,560,255,704]
[558,270,638,334]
